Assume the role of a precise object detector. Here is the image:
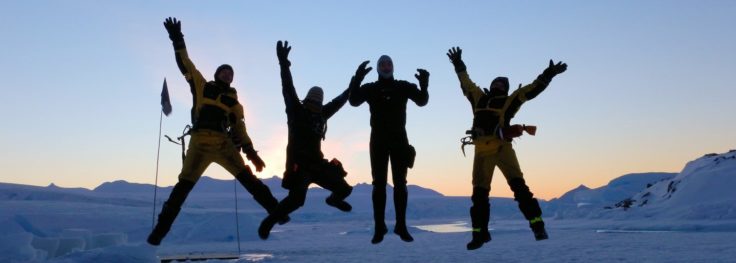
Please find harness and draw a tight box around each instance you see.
[193,82,239,132]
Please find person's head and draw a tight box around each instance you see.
[303,86,324,113]
[214,64,234,85]
[489,77,509,96]
[376,55,393,80]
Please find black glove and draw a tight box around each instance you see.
[354,60,372,83]
[446,47,466,72]
[542,59,567,79]
[163,17,183,43]
[243,146,266,172]
[276,40,292,67]
[415,69,430,89]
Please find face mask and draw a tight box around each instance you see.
[377,55,393,79]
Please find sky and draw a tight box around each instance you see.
[0,1,734,200]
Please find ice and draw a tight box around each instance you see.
[1,150,735,261]
[31,237,59,260]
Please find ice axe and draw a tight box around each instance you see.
[165,125,191,163]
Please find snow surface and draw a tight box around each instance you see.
[1,150,735,262]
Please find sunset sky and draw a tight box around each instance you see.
[1,1,734,200]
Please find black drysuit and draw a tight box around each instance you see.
[269,61,353,219]
[349,77,428,229]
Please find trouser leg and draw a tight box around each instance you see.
[148,179,195,245]
[497,142,546,240]
[258,186,308,240]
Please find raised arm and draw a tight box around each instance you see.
[348,60,372,106]
[501,59,568,123]
[163,17,206,95]
[447,47,484,107]
[521,59,568,101]
[407,69,429,106]
[277,41,301,110]
[322,86,350,120]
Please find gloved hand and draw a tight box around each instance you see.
[354,60,372,83]
[446,47,466,72]
[163,17,183,42]
[276,40,292,67]
[243,146,266,172]
[542,59,567,78]
[415,69,430,89]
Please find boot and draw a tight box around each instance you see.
[325,195,352,212]
[258,215,278,240]
[147,180,194,246]
[371,185,388,244]
[530,217,548,241]
[508,178,547,241]
[325,186,353,212]
[236,171,290,224]
[466,187,491,250]
[393,184,413,242]
[371,222,389,244]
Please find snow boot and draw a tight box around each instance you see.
[508,178,547,241]
[393,184,413,242]
[393,223,414,242]
[371,186,388,244]
[371,223,389,244]
[467,186,491,250]
[325,195,352,212]
[530,217,548,241]
[147,180,194,246]
[258,215,278,240]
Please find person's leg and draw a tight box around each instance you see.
[258,184,308,240]
[216,144,282,220]
[389,146,412,242]
[313,159,353,212]
[369,134,390,244]
[148,136,211,246]
[467,148,496,250]
[497,142,547,240]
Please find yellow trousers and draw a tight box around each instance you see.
[178,130,249,183]
[472,136,524,190]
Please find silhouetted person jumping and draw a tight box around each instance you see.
[148,17,282,246]
[349,55,429,244]
[258,41,354,240]
[447,47,567,250]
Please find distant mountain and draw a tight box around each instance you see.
[551,172,676,206]
[548,149,736,220]
[91,176,442,197]
[611,150,736,219]
[94,180,171,193]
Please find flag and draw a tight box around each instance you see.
[161,78,172,116]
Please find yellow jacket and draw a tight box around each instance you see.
[174,48,254,148]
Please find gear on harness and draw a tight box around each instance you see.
[460,125,537,157]
[165,125,192,163]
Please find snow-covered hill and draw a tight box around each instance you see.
[547,150,736,220]
[603,150,736,220]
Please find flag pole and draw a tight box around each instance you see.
[233,180,242,254]
[153,78,172,230]
[152,109,163,230]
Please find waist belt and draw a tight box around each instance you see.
[192,121,227,133]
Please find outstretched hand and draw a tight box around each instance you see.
[446,46,462,63]
[276,40,292,66]
[163,17,183,41]
[546,59,567,75]
[415,69,430,89]
[354,60,372,81]
[243,147,266,172]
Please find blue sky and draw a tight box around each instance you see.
[1,1,734,199]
